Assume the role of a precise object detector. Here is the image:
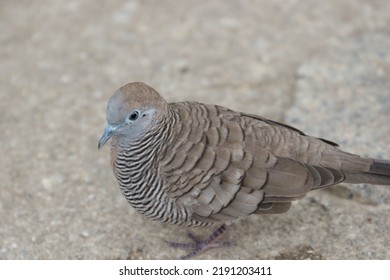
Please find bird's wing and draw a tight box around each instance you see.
[161,103,345,224]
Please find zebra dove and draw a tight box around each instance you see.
[99,82,390,259]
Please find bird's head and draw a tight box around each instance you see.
[98,82,168,149]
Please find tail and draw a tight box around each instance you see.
[345,159,390,185]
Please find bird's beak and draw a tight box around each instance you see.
[98,124,119,149]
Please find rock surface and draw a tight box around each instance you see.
[0,0,389,259]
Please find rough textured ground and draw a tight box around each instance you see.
[1,0,389,259]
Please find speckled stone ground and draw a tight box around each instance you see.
[1,0,389,260]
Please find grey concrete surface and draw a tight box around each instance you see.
[0,0,389,259]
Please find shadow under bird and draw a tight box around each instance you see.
[98,82,390,259]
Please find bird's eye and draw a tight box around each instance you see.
[129,111,140,121]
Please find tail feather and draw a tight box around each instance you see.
[345,159,390,185]
[368,159,390,176]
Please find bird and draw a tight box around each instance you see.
[98,82,390,259]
